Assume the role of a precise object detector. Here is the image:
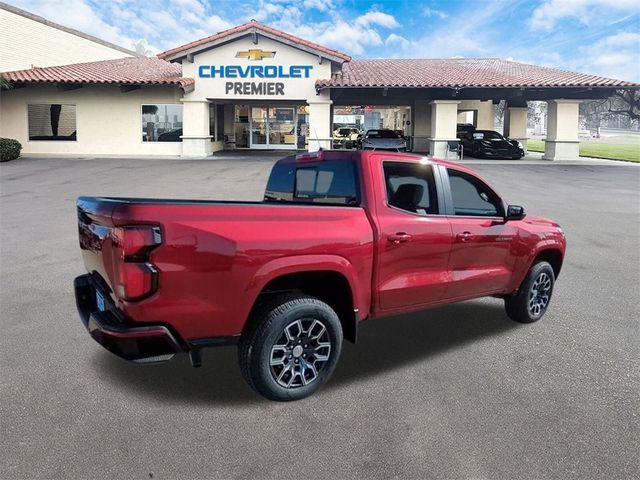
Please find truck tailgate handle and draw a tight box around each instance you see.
[388,232,412,244]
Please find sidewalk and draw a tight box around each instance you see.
[12,150,638,166]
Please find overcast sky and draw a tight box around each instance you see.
[9,0,640,81]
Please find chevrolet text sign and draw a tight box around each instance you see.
[198,65,313,78]
[198,64,314,96]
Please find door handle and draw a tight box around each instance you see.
[456,231,473,242]
[388,232,412,244]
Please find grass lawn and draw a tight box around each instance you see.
[527,139,640,163]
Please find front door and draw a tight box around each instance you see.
[441,167,517,299]
[250,107,297,149]
[374,160,453,312]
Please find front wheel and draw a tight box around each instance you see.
[238,294,343,401]
[505,261,555,323]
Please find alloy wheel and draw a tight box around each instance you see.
[269,319,331,389]
[528,272,552,316]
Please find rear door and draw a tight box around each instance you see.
[439,166,517,299]
[373,159,453,312]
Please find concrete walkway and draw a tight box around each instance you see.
[13,150,638,166]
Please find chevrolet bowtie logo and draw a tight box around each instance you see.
[236,49,276,61]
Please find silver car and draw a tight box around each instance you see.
[361,129,406,151]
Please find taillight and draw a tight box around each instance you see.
[111,226,161,301]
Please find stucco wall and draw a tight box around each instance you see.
[0,84,184,155]
[457,100,495,129]
[0,7,133,72]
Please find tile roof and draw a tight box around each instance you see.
[1,57,194,89]
[316,58,639,89]
[158,19,351,62]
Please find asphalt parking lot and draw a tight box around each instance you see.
[1,155,638,479]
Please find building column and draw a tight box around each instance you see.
[428,100,460,158]
[181,99,212,157]
[543,99,581,161]
[412,99,431,152]
[503,106,528,151]
[307,93,332,151]
[476,100,495,130]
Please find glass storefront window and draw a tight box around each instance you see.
[234,105,304,149]
[297,105,309,149]
[251,107,268,146]
[28,104,76,141]
[142,104,183,142]
[209,104,225,142]
[269,108,296,146]
[235,105,250,148]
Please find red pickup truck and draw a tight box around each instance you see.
[74,151,566,401]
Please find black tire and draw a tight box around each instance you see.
[505,261,555,323]
[238,294,343,401]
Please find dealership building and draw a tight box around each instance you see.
[1,3,637,160]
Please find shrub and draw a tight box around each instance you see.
[0,138,22,162]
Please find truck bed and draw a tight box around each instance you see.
[77,196,375,341]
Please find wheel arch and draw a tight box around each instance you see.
[532,248,564,279]
[246,256,365,344]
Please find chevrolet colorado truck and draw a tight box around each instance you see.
[74,151,566,401]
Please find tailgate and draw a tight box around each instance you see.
[77,197,118,297]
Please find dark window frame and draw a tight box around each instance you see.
[444,167,505,218]
[382,161,442,216]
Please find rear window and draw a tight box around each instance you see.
[264,160,359,206]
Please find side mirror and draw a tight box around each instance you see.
[506,204,525,221]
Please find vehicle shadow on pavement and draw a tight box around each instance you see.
[327,300,520,390]
[93,300,519,405]
[93,347,260,406]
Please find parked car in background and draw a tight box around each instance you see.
[456,123,476,139]
[74,150,565,401]
[361,129,406,151]
[332,127,361,149]
[157,128,183,142]
[459,129,525,159]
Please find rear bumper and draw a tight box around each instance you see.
[74,274,182,363]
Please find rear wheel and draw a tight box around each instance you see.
[238,294,343,401]
[505,261,555,323]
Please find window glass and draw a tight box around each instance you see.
[447,168,503,216]
[264,160,358,206]
[209,104,225,142]
[28,104,76,141]
[142,104,183,142]
[383,162,438,215]
[366,129,399,139]
[472,131,504,141]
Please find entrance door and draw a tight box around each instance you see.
[250,107,297,149]
[250,107,268,147]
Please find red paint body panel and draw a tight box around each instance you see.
[76,151,566,345]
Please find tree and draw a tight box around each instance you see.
[132,39,154,57]
[580,89,639,134]
[494,100,506,126]
[607,89,640,121]
[527,101,547,129]
[0,74,11,89]
[142,105,158,115]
